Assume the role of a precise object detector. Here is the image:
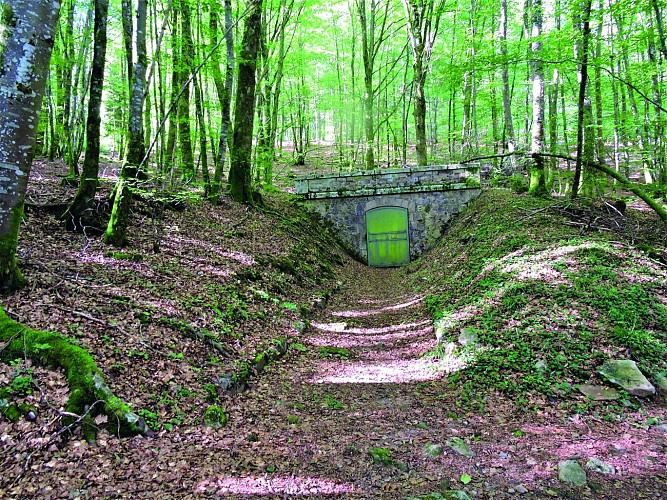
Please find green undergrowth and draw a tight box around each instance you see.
[416,190,667,412]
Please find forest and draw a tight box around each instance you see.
[0,0,667,497]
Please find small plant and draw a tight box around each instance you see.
[323,394,343,410]
[318,346,351,359]
[202,383,218,403]
[138,409,159,431]
[128,349,149,360]
[203,405,228,428]
[369,447,393,466]
[287,415,300,424]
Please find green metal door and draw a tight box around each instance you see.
[366,207,410,267]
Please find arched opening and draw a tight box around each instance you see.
[366,207,410,267]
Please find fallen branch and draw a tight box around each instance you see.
[463,151,667,222]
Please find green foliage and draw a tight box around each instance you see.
[369,447,393,466]
[10,374,34,396]
[323,394,343,409]
[138,409,159,431]
[203,405,228,428]
[104,251,144,261]
[318,346,351,358]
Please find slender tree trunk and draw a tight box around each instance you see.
[650,0,667,60]
[357,0,376,170]
[209,0,234,204]
[177,0,195,181]
[165,4,180,169]
[528,0,548,196]
[0,0,62,293]
[499,0,516,170]
[229,0,263,204]
[104,0,149,246]
[61,0,109,233]
[572,0,593,199]
[401,0,445,167]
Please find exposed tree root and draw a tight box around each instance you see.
[0,307,151,441]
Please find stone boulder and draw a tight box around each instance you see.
[558,460,587,486]
[597,360,655,397]
[654,373,667,392]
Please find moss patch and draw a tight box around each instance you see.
[0,306,149,439]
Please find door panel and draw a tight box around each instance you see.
[366,207,410,267]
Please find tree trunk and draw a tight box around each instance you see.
[209,0,234,204]
[499,0,516,168]
[528,0,548,197]
[104,0,149,247]
[0,0,61,294]
[165,4,180,169]
[572,0,593,199]
[178,0,195,182]
[229,0,263,204]
[401,0,445,167]
[61,0,109,233]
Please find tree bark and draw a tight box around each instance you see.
[572,0,593,199]
[401,0,445,167]
[104,0,148,246]
[177,0,195,182]
[528,0,548,197]
[209,0,234,204]
[61,0,109,233]
[229,0,263,204]
[0,0,61,293]
[499,0,516,168]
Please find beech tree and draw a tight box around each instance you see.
[527,0,547,196]
[104,0,149,246]
[0,0,62,293]
[229,0,263,204]
[401,0,446,166]
[60,0,110,232]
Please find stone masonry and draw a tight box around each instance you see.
[295,164,481,264]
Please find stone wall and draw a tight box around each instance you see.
[296,165,481,264]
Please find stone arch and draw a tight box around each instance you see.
[364,198,411,212]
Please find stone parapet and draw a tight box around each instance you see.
[295,164,481,200]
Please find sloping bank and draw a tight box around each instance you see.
[407,189,667,411]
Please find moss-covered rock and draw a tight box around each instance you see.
[0,306,150,440]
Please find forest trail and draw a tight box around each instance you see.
[203,259,458,496]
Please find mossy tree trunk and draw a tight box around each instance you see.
[208,0,235,204]
[177,0,195,182]
[104,0,148,247]
[0,0,61,294]
[60,0,109,233]
[229,0,262,204]
[527,0,548,197]
[0,307,149,440]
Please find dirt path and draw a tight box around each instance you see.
[202,259,450,496]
